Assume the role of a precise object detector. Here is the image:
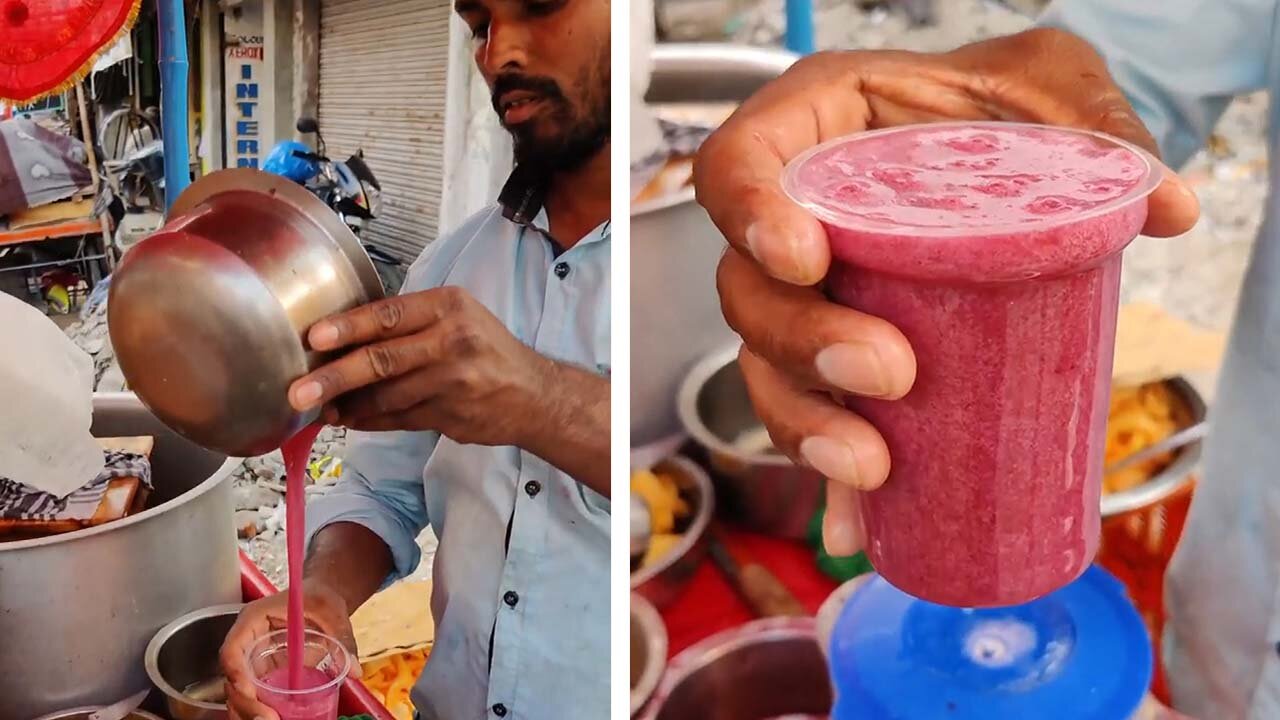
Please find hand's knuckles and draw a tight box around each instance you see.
[443,322,482,355]
[372,299,404,331]
[438,285,469,314]
[363,344,399,378]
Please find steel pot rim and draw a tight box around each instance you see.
[630,455,715,589]
[1100,376,1206,517]
[630,592,668,716]
[170,168,385,304]
[144,602,246,711]
[0,392,241,553]
[631,43,798,218]
[677,343,795,468]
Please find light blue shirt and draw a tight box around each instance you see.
[304,201,611,720]
[1041,2,1280,718]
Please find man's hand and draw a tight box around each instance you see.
[219,581,359,720]
[292,287,611,495]
[694,28,1202,556]
[290,286,552,447]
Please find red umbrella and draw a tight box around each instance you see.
[0,0,141,103]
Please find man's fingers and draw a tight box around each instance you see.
[719,249,916,399]
[824,481,865,556]
[226,679,276,720]
[740,347,890,491]
[290,333,445,411]
[695,53,876,286]
[307,286,465,351]
[1144,169,1201,238]
[334,369,444,422]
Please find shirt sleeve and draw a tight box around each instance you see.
[304,429,439,587]
[1037,0,1278,168]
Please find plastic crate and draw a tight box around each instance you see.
[1096,480,1196,706]
[239,551,395,720]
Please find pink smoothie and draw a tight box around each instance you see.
[258,666,341,720]
[783,123,1159,607]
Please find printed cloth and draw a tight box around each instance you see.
[0,450,150,521]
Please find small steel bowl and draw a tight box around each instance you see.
[110,168,385,457]
[678,344,825,539]
[32,709,165,720]
[631,592,669,716]
[631,455,714,609]
[639,616,831,720]
[1100,376,1207,518]
[145,604,243,720]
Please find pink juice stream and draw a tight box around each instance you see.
[784,123,1159,607]
[282,423,324,689]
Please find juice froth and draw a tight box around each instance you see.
[784,123,1159,607]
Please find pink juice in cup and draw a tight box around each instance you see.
[248,628,352,720]
[782,122,1160,607]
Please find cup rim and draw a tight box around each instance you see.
[246,628,353,697]
[780,120,1162,239]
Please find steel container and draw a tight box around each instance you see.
[630,593,668,716]
[678,344,825,538]
[109,168,385,457]
[638,617,831,720]
[0,393,241,720]
[631,455,714,609]
[145,604,243,720]
[631,44,796,447]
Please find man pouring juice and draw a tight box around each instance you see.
[218,1,612,719]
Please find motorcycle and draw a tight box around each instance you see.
[263,117,406,294]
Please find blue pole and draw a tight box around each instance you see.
[157,0,191,213]
[785,0,815,55]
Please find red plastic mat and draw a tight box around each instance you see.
[657,530,837,657]
[239,551,395,720]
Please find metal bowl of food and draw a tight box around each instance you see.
[1100,376,1207,518]
[678,344,825,539]
[145,604,243,720]
[109,168,385,457]
[638,616,832,720]
[631,592,669,716]
[631,455,714,609]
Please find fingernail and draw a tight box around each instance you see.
[746,222,811,284]
[815,342,892,396]
[310,321,339,348]
[294,381,323,408]
[801,436,861,486]
[824,511,858,555]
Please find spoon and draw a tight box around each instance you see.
[1104,421,1208,475]
[88,688,150,720]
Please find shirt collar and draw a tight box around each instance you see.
[498,164,610,249]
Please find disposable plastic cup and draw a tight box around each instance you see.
[782,121,1161,607]
[247,629,352,720]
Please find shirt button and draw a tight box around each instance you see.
[492,704,508,717]
[503,590,519,607]
[524,480,541,497]
[554,262,570,279]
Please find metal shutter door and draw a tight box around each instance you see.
[318,0,450,263]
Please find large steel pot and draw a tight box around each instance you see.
[109,168,385,457]
[631,44,797,447]
[0,393,241,720]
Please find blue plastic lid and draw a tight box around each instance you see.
[829,565,1152,719]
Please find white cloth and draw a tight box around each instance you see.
[0,293,103,497]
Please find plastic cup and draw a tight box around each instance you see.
[247,629,352,720]
[782,121,1161,607]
